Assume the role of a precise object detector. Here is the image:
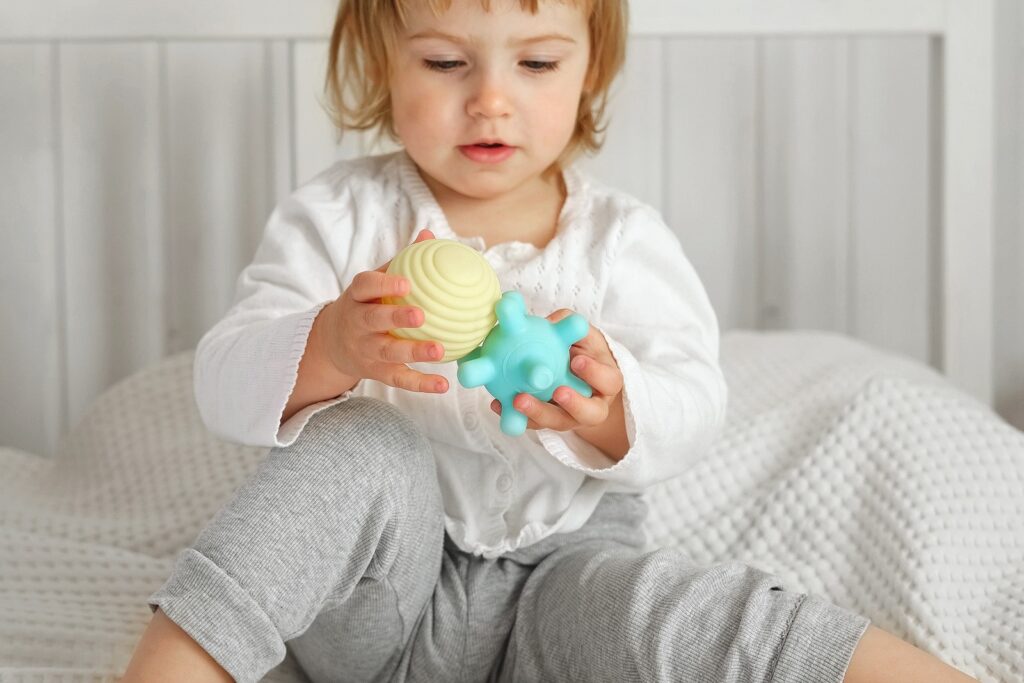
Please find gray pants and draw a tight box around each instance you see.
[149,398,869,683]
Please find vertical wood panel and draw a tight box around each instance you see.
[659,38,759,331]
[942,0,997,403]
[164,41,272,352]
[760,38,851,332]
[59,42,164,430]
[268,40,295,204]
[849,38,932,365]
[578,38,665,213]
[0,44,63,456]
[292,40,341,185]
[994,0,1024,429]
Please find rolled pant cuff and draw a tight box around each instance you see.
[147,548,285,683]
[771,594,871,683]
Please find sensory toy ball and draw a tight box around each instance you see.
[384,239,501,362]
[457,291,593,436]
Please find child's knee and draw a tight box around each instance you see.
[280,397,436,492]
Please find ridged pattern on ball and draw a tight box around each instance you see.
[384,240,501,362]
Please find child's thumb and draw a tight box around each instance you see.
[375,228,436,273]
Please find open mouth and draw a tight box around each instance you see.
[459,143,516,163]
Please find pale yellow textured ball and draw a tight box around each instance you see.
[384,239,501,362]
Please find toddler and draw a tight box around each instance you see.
[122,0,979,681]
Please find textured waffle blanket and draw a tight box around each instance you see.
[1,332,1022,682]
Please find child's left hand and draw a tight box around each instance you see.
[489,309,624,433]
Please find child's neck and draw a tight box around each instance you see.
[423,166,566,250]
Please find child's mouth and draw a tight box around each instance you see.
[459,143,516,164]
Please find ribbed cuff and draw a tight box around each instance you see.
[771,594,871,683]
[148,548,285,683]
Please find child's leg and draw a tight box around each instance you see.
[499,493,872,683]
[145,397,446,683]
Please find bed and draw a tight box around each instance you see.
[1,0,1020,681]
[1,331,1022,682]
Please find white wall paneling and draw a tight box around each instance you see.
[849,38,934,365]
[59,42,165,432]
[942,0,997,403]
[0,0,339,41]
[655,38,759,332]
[994,0,1024,429]
[1,0,1017,456]
[163,41,276,357]
[577,38,666,213]
[0,44,63,457]
[759,39,853,334]
[0,0,946,40]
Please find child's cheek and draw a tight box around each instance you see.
[393,89,452,145]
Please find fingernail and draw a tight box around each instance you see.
[571,356,586,371]
[435,380,447,392]
[431,344,442,359]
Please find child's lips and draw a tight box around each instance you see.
[459,144,516,164]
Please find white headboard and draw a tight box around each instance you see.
[0,0,998,456]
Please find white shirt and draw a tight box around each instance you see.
[194,149,728,558]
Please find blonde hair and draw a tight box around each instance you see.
[325,0,628,170]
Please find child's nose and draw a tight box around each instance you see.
[467,74,511,119]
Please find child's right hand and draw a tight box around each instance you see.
[317,229,449,394]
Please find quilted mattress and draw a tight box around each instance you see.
[1,331,1022,682]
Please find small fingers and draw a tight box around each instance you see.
[349,271,410,303]
[371,362,449,394]
[490,399,542,431]
[545,308,575,324]
[569,354,624,397]
[357,303,423,333]
[502,393,578,432]
[366,334,444,364]
[551,385,609,426]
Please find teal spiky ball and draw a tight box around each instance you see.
[456,291,592,436]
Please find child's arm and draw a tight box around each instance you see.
[504,206,728,488]
[195,180,445,445]
[119,608,232,683]
[844,625,978,682]
[280,228,447,424]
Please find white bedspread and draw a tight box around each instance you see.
[1,331,1022,682]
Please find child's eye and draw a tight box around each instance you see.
[423,59,465,72]
[521,60,560,73]
[421,59,561,74]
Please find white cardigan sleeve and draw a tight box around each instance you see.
[537,206,729,491]
[193,193,355,448]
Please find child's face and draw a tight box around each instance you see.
[391,0,591,200]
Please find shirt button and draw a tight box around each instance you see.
[496,474,513,493]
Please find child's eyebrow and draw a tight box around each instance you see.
[407,29,576,46]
